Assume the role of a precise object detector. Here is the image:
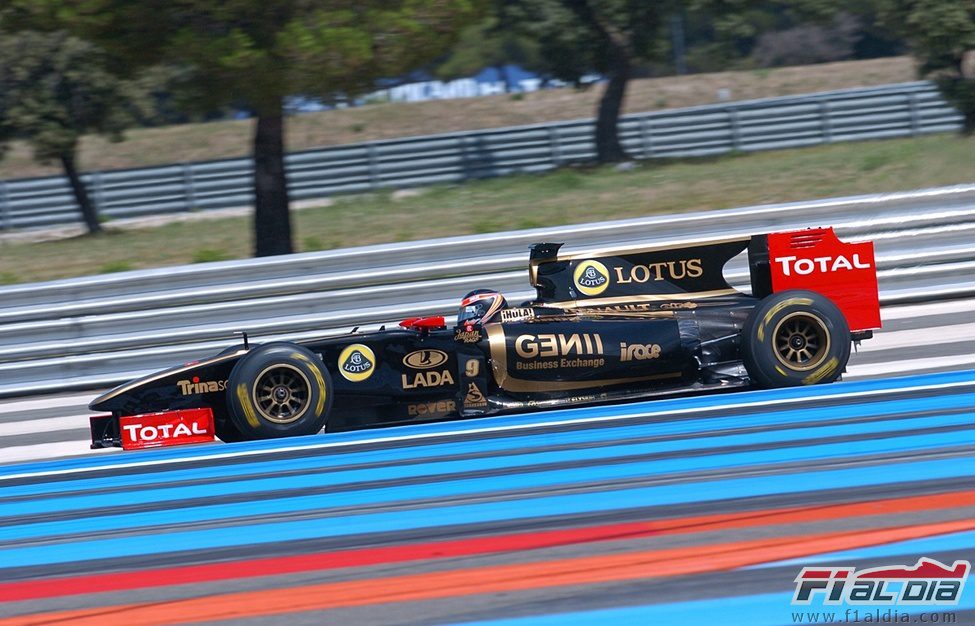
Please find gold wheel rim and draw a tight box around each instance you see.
[772,312,830,372]
[251,364,312,424]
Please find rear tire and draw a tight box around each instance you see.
[226,342,332,440]
[741,290,851,388]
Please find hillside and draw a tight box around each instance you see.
[0,57,915,180]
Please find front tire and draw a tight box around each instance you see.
[226,342,332,440]
[741,290,851,388]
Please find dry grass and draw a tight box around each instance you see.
[1,130,971,284]
[0,57,916,179]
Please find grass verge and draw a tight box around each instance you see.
[0,132,971,284]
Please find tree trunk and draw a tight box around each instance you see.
[59,152,101,234]
[957,53,975,135]
[594,41,631,163]
[253,99,293,257]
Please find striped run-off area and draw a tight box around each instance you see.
[3,295,974,467]
[2,369,975,624]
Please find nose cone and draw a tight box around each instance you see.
[88,382,129,412]
[86,361,188,412]
[88,393,108,412]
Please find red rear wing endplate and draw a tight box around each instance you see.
[766,227,880,332]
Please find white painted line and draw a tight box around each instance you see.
[0,393,93,415]
[3,376,973,482]
[867,221,975,242]
[847,354,975,378]
[0,440,115,465]
[880,298,975,322]
[863,322,975,352]
[0,414,90,437]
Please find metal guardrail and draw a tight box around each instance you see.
[0,81,962,231]
[0,184,973,397]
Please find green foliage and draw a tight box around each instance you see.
[751,12,862,67]
[0,272,19,285]
[681,3,901,72]
[500,1,632,83]
[122,65,201,127]
[19,1,487,116]
[0,27,150,232]
[434,15,542,82]
[869,0,975,132]
[11,0,487,255]
[498,1,773,79]
[0,30,130,162]
[496,1,688,161]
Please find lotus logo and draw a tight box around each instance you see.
[338,344,376,382]
[403,349,448,370]
[573,260,610,296]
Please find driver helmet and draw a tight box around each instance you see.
[457,289,507,326]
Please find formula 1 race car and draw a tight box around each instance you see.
[89,227,881,450]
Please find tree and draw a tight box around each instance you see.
[0,30,131,234]
[15,1,484,256]
[751,13,861,67]
[643,4,903,74]
[502,1,761,163]
[499,1,665,163]
[870,0,975,134]
[434,14,542,92]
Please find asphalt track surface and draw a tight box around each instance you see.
[0,298,974,624]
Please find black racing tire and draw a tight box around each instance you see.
[226,342,333,440]
[741,290,851,388]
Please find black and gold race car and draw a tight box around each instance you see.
[89,227,881,450]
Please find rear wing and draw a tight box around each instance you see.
[749,227,880,332]
[529,226,880,332]
[529,238,749,304]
